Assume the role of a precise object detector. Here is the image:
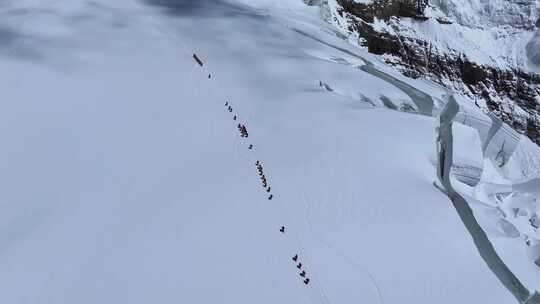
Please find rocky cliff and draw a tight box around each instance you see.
[312,0,540,145]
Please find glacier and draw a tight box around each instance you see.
[0,0,540,303]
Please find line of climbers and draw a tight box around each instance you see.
[255,160,273,200]
[293,254,310,285]
[196,53,311,287]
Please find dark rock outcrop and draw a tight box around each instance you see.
[335,0,540,145]
[339,0,428,22]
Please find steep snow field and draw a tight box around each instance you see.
[0,0,537,303]
[429,0,539,70]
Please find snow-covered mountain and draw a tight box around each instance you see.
[317,0,540,145]
[1,0,540,303]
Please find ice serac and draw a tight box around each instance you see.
[437,97,540,304]
[320,0,540,146]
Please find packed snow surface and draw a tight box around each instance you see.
[0,0,539,303]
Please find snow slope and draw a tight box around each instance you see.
[0,0,537,303]
[423,0,539,71]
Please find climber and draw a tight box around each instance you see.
[239,125,247,138]
[266,187,271,193]
[304,278,310,285]
[225,102,229,106]
[280,226,285,233]
[193,54,204,67]
[208,74,211,79]
[238,124,246,137]
[233,115,237,121]
[297,263,302,269]
[268,194,273,200]
[238,125,247,138]
[300,270,306,277]
[248,144,253,150]
[292,254,298,262]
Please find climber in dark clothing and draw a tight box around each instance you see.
[225,102,229,106]
[238,124,246,137]
[304,278,310,285]
[300,270,306,277]
[292,254,298,262]
[266,187,271,192]
[279,226,285,233]
[248,144,253,150]
[297,263,302,269]
[208,74,211,79]
[233,115,237,121]
[268,194,273,200]
[239,126,247,138]
[193,54,203,67]
[237,125,247,138]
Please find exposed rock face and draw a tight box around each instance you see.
[328,0,540,145]
[338,0,428,22]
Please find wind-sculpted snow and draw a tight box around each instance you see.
[0,4,53,62]
[431,0,538,29]
[143,0,257,18]
[526,31,540,66]
[0,27,42,60]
